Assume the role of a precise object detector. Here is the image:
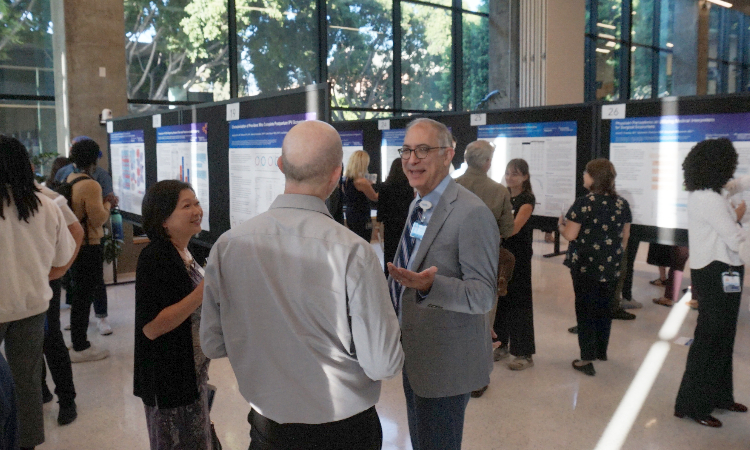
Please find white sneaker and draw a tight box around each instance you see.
[97,318,113,336]
[70,345,109,363]
[620,299,643,309]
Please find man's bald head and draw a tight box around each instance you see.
[281,120,343,185]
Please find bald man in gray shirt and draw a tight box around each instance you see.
[201,120,404,450]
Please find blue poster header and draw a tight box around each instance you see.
[229,113,316,148]
[110,130,144,145]
[478,121,577,139]
[611,112,750,143]
[157,123,208,143]
[339,130,363,147]
[381,129,406,148]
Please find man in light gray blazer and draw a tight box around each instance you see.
[387,118,500,450]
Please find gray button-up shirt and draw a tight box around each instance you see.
[201,194,404,424]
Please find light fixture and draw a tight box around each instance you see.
[606,41,617,47]
[596,48,611,54]
[597,22,616,30]
[666,42,674,48]
[706,0,733,8]
[598,33,616,40]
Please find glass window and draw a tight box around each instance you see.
[462,0,489,13]
[0,0,54,96]
[236,2,317,97]
[657,51,672,97]
[708,6,720,60]
[401,3,452,111]
[630,45,653,99]
[328,1,393,121]
[124,0,230,102]
[727,63,739,93]
[658,0,674,49]
[127,102,183,115]
[462,14,489,111]
[595,38,620,101]
[726,9,740,63]
[631,0,654,46]
[0,99,58,161]
[332,110,393,121]
[707,60,719,94]
[596,0,622,40]
[411,0,451,7]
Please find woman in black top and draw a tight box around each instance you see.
[377,158,414,271]
[496,159,536,370]
[134,180,212,449]
[343,150,378,242]
[559,159,631,376]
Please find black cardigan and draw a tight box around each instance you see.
[133,238,198,408]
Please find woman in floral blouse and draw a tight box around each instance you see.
[558,159,631,376]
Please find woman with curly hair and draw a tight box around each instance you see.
[559,158,631,376]
[674,138,747,428]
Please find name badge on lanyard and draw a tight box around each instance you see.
[722,271,742,294]
[411,221,427,240]
[410,199,432,240]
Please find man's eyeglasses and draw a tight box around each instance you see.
[398,145,446,160]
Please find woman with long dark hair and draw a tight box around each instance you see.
[0,136,76,449]
[674,138,747,428]
[559,158,631,376]
[377,158,414,270]
[134,180,213,448]
[496,158,536,370]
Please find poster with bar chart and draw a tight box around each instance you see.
[110,130,146,216]
[156,123,210,230]
[228,113,316,227]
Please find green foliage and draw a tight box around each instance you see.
[124,0,229,108]
[0,0,49,61]
[327,0,394,120]
[102,232,123,264]
[462,13,489,110]
[30,150,58,182]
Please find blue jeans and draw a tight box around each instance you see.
[402,370,471,450]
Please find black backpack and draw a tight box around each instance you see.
[55,174,91,243]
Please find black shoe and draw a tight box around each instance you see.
[42,388,54,404]
[612,308,636,320]
[568,326,578,334]
[470,385,488,398]
[572,360,596,376]
[58,403,77,426]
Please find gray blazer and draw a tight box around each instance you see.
[400,179,500,398]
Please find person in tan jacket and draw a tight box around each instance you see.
[66,139,118,363]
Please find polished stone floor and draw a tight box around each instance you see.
[36,234,750,449]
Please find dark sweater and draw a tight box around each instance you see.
[133,239,198,408]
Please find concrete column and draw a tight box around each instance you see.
[59,0,128,167]
[489,0,520,109]
[672,0,700,96]
[545,0,585,105]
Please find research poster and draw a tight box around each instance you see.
[339,130,363,170]
[228,113,316,227]
[609,112,750,229]
[478,121,578,217]
[380,129,406,182]
[156,123,210,230]
[110,130,145,215]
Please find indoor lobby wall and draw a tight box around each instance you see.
[545,0,585,105]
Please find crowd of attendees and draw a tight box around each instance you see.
[1,125,748,449]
